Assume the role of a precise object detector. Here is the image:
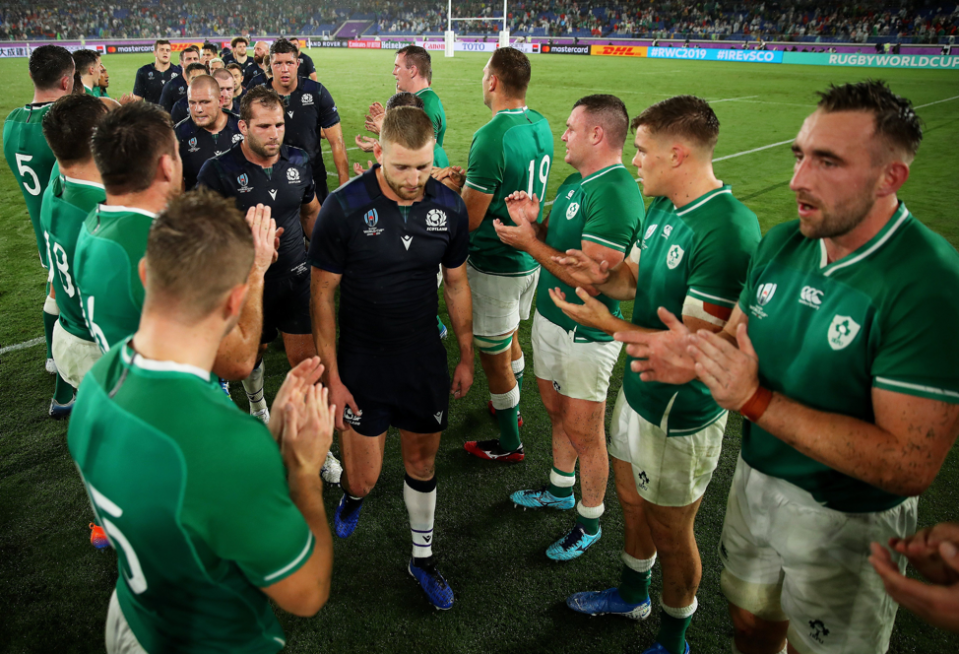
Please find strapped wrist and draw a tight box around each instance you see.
[739,386,773,423]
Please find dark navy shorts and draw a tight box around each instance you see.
[338,340,450,437]
[261,268,312,343]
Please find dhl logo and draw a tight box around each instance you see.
[590,45,648,57]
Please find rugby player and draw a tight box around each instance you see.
[226,62,245,97]
[224,36,257,78]
[354,92,423,157]
[176,75,243,190]
[38,95,108,416]
[3,44,74,381]
[196,86,339,492]
[293,40,318,82]
[73,102,271,389]
[210,57,225,71]
[158,45,200,113]
[255,38,348,202]
[494,95,644,560]
[453,47,554,462]
[213,67,241,114]
[390,45,448,167]
[68,189,334,654]
[201,42,218,68]
[132,40,182,105]
[622,81,959,654]
[95,63,111,98]
[169,62,214,125]
[72,49,101,97]
[553,96,760,654]
[309,106,473,609]
[243,41,270,87]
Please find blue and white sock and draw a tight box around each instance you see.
[404,474,437,562]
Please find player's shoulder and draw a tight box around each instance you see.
[135,62,154,74]
[890,207,959,276]
[280,144,311,168]
[328,169,375,214]
[174,116,195,137]
[427,177,468,216]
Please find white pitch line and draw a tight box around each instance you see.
[713,139,794,162]
[709,95,760,103]
[0,336,45,355]
[322,146,361,156]
[915,95,959,109]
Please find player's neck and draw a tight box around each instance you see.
[271,77,297,95]
[105,187,168,216]
[407,77,429,94]
[667,163,722,209]
[490,94,526,115]
[241,141,279,169]
[823,194,900,263]
[81,76,96,90]
[235,54,247,64]
[132,312,222,375]
[31,88,67,104]
[206,111,229,134]
[154,60,171,72]
[375,167,422,206]
[60,159,102,186]
[577,150,623,180]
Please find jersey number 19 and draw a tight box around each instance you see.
[527,155,551,201]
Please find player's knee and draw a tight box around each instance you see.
[474,333,513,358]
[342,470,378,498]
[722,570,788,625]
[404,458,436,481]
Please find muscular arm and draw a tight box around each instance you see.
[211,269,264,380]
[462,186,493,232]
[322,124,350,187]
[309,267,341,386]
[442,262,474,365]
[754,389,959,497]
[300,196,320,236]
[533,239,623,295]
[594,257,640,301]
[261,473,332,616]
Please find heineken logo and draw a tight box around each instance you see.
[827,315,861,351]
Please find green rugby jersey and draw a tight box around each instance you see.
[537,164,644,342]
[3,102,57,266]
[40,175,106,341]
[624,186,760,434]
[68,341,313,653]
[414,87,449,167]
[74,205,155,352]
[465,107,554,276]
[739,203,959,512]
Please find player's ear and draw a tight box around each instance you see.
[671,143,687,168]
[225,282,249,320]
[138,258,148,286]
[877,159,910,198]
[591,124,604,146]
[373,140,384,165]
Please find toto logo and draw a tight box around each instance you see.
[463,42,486,51]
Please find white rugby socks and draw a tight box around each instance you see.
[404,474,437,561]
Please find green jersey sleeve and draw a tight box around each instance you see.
[580,169,644,253]
[871,227,959,403]
[465,127,502,195]
[687,197,761,308]
[199,425,315,587]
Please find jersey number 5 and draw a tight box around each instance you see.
[85,480,149,594]
[15,153,41,196]
[527,155,551,201]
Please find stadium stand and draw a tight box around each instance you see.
[0,1,956,44]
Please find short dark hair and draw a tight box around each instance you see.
[631,95,720,150]
[202,43,218,55]
[573,94,629,149]
[386,91,424,111]
[226,62,243,73]
[396,45,432,83]
[185,62,209,78]
[42,94,108,165]
[146,188,254,320]
[154,39,171,51]
[178,45,199,62]
[270,38,298,58]
[72,49,100,78]
[92,102,175,195]
[29,45,74,91]
[231,36,249,49]
[380,106,434,151]
[816,80,923,161]
[240,85,283,123]
[488,47,531,98]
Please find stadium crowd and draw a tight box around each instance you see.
[4,33,959,654]
[1,0,956,42]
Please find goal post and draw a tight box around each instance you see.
[446,0,508,57]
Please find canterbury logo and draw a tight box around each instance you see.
[799,285,823,308]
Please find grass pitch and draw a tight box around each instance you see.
[2,50,958,653]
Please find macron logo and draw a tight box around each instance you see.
[433,411,443,423]
[268,189,277,200]
[401,235,413,250]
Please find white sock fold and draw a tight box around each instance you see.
[661,595,698,619]
[622,550,657,573]
[576,500,605,520]
[511,355,525,377]
[43,295,59,316]
[490,383,520,410]
[549,468,576,488]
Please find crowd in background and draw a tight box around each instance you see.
[1,0,956,43]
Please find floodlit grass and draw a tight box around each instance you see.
[2,50,958,653]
